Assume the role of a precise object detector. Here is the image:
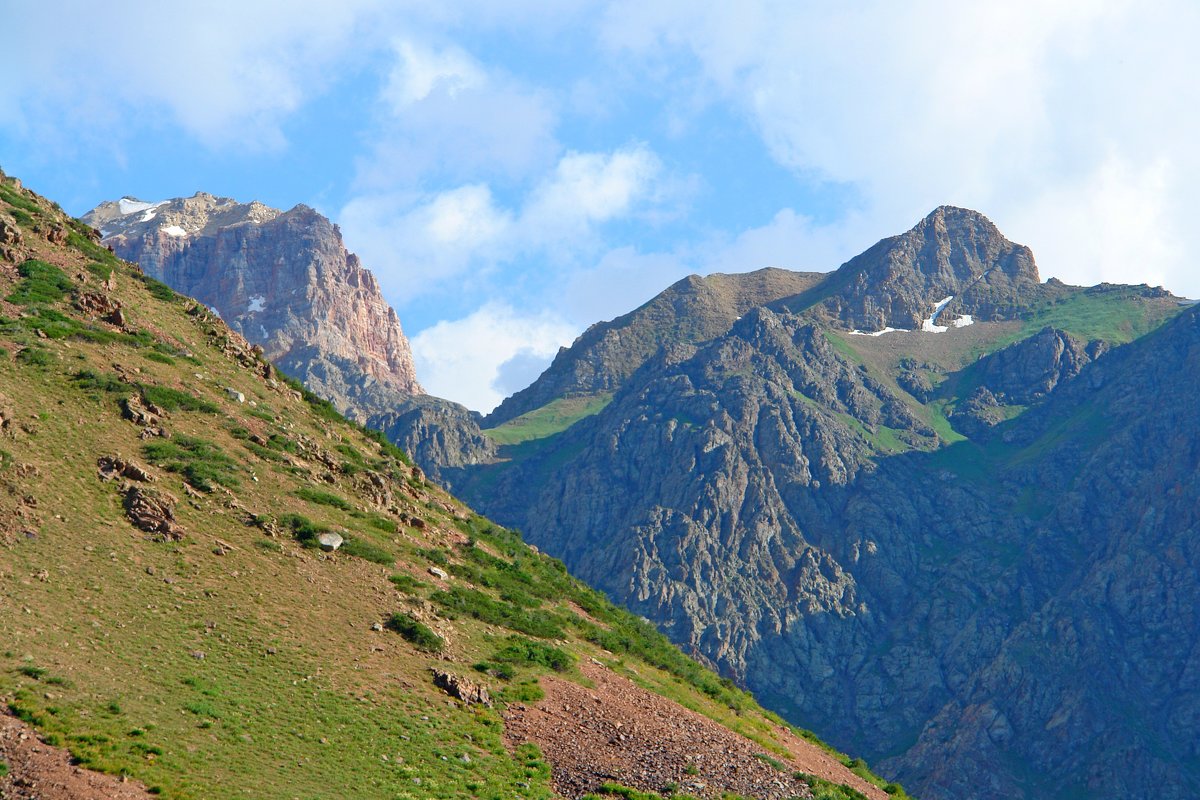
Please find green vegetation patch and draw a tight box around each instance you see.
[339,536,394,566]
[797,774,872,800]
[1018,286,1179,345]
[15,346,54,367]
[143,435,240,492]
[8,259,73,305]
[386,612,443,652]
[389,573,428,593]
[140,385,219,414]
[430,586,567,639]
[73,369,130,395]
[490,635,572,672]
[294,487,353,510]
[484,393,613,446]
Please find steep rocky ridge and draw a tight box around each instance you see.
[2,169,901,799]
[83,193,422,421]
[485,267,824,428]
[443,208,1192,799]
[782,206,1046,331]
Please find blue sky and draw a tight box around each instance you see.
[3,1,1198,411]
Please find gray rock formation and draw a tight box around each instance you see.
[441,208,1195,800]
[485,267,824,427]
[787,206,1045,331]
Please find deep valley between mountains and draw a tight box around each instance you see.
[1,169,1197,800]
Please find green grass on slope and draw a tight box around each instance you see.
[0,176,906,800]
[1014,286,1181,346]
[483,393,612,446]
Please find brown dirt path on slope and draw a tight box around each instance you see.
[503,661,888,800]
[0,711,155,800]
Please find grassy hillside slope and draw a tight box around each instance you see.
[0,172,899,800]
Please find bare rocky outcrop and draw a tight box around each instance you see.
[486,267,825,427]
[786,205,1046,331]
[123,486,183,540]
[83,193,422,421]
[431,669,492,707]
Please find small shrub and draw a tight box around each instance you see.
[138,275,177,302]
[16,346,54,367]
[8,259,73,305]
[796,774,872,800]
[278,513,330,545]
[386,612,443,652]
[430,586,566,639]
[340,537,394,566]
[498,680,544,703]
[140,385,218,414]
[366,514,398,533]
[143,435,239,492]
[752,753,786,772]
[295,487,353,510]
[389,573,427,593]
[73,369,130,395]
[491,636,572,672]
[18,665,47,680]
[143,351,175,365]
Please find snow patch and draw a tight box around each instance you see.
[118,198,167,217]
[921,296,955,333]
[849,327,909,336]
[259,325,269,340]
[209,306,221,319]
[247,295,266,313]
[161,225,187,237]
[953,315,975,328]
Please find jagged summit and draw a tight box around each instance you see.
[786,205,1044,333]
[82,193,423,420]
[83,192,280,240]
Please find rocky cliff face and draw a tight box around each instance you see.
[485,267,824,427]
[787,206,1044,332]
[441,208,1194,800]
[83,193,422,420]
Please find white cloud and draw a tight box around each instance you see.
[356,39,559,190]
[410,303,578,413]
[521,146,664,250]
[597,0,1200,298]
[341,145,666,302]
[1,0,384,149]
[1006,153,1179,290]
[339,185,513,302]
[384,41,486,107]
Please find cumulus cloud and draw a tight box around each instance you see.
[597,0,1200,298]
[410,303,578,413]
[359,39,559,189]
[340,144,665,301]
[1,0,383,150]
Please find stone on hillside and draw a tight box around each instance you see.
[225,387,246,403]
[428,566,448,580]
[123,486,183,541]
[97,455,154,483]
[431,669,492,707]
[317,532,343,551]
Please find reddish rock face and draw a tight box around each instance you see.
[83,193,422,419]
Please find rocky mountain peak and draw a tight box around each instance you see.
[798,206,1044,332]
[83,194,423,419]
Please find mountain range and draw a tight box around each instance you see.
[1,171,897,799]
[71,187,1200,800]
